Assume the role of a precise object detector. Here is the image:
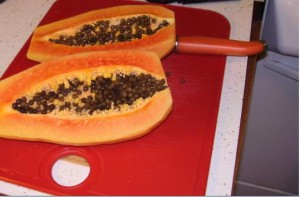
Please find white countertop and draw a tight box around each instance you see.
[0,0,254,195]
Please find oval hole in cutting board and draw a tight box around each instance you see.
[51,155,90,187]
[39,146,102,191]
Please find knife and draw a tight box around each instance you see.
[175,36,266,56]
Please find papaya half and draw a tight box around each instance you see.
[0,50,173,146]
[27,5,176,62]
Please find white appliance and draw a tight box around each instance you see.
[234,0,299,195]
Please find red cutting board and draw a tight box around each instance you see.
[0,0,230,195]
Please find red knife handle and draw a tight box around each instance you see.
[175,36,265,56]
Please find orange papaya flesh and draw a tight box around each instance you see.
[27,5,176,62]
[0,50,173,146]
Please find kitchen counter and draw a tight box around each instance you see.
[0,0,254,195]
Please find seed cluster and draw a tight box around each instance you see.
[12,73,168,115]
[48,15,170,46]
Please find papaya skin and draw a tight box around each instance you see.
[0,50,172,146]
[27,5,176,62]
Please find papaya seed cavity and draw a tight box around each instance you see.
[48,15,170,46]
[12,70,168,117]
